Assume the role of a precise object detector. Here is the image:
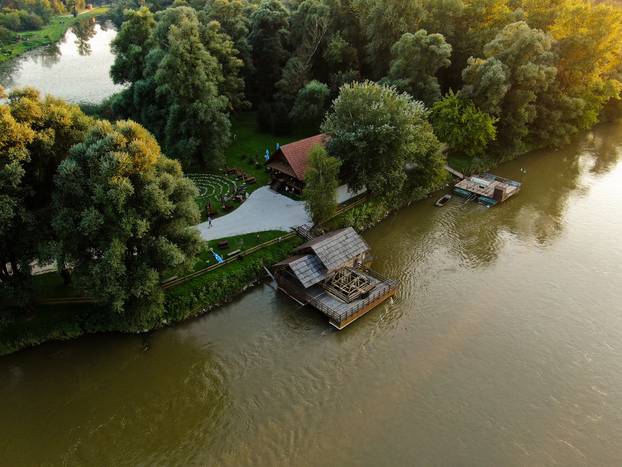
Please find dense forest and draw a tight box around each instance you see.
[0,0,86,43]
[2,0,622,330]
[100,0,622,169]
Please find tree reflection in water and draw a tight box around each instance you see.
[72,18,97,56]
[368,123,622,275]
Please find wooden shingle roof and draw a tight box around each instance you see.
[275,254,327,288]
[294,228,369,273]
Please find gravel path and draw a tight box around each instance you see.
[196,185,365,241]
[196,187,310,241]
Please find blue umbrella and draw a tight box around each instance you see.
[212,250,224,264]
[265,149,270,161]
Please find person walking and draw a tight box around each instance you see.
[208,216,213,228]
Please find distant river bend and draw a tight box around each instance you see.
[0,19,124,103]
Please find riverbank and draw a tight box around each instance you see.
[0,233,301,356]
[0,7,109,64]
[0,135,584,356]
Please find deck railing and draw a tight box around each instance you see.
[278,270,397,324]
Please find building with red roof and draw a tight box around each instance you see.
[267,134,327,193]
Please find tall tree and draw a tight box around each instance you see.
[52,120,202,327]
[385,29,452,106]
[357,0,426,78]
[155,12,231,168]
[303,144,341,224]
[322,81,444,199]
[110,7,156,85]
[110,6,232,169]
[199,17,248,110]
[248,0,290,106]
[274,0,330,113]
[462,21,556,155]
[0,88,91,300]
[430,90,497,160]
[202,0,252,73]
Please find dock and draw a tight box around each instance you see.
[274,228,398,329]
[453,173,521,207]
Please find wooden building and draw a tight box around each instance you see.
[267,134,327,194]
[274,228,398,330]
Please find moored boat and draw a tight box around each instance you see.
[435,194,452,207]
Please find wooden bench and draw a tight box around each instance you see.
[227,249,242,258]
[218,240,229,249]
[244,176,256,184]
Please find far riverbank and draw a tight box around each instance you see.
[0,7,109,65]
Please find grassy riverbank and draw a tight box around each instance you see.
[0,231,300,356]
[0,7,109,64]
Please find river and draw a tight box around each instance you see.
[0,18,124,103]
[1,125,622,464]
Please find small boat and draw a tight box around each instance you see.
[435,194,452,207]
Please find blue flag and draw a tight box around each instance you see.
[213,251,224,264]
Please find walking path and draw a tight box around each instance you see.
[196,187,310,241]
[196,185,365,241]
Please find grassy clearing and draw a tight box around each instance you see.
[190,112,315,220]
[0,7,109,64]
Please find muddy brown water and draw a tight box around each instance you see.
[1,123,622,466]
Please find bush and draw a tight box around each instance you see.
[0,9,44,32]
[0,25,16,43]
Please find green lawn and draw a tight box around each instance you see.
[25,230,288,301]
[191,112,315,220]
[194,230,288,269]
[225,112,315,186]
[0,7,109,64]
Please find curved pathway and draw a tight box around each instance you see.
[196,187,311,241]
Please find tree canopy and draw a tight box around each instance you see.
[52,120,202,326]
[385,29,452,106]
[303,144,341,224]
[322,81,444,199]
[430,90,497,160]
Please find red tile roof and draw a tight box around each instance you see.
[274,134,327,181]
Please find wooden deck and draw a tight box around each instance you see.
[454,173,521,205]
[276,268,398,330]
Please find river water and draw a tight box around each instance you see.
[1,122,622,464]
[0,18,123,103]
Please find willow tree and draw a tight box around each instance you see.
[52,121,202,327]
[0,88,91,301]
[386,29,452,106]
[322,81,444,199]
[462,21,556,155]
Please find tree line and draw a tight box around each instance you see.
[0,87,201,326]
[0,0,86,44]
[2,0,622,323]
[100,0,622,170]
